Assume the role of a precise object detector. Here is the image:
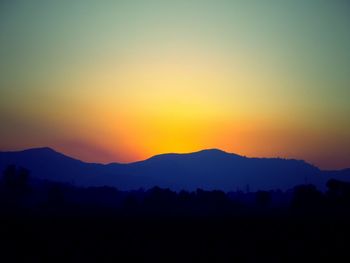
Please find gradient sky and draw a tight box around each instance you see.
[1,0,350,169]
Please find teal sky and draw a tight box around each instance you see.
[0,1,350,169]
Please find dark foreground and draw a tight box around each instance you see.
[1,214,350,263]
[1,165,350,262]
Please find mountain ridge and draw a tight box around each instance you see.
[0,147,348,191]
[0,147,319,167]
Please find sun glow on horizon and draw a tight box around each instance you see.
[1,1,350,169]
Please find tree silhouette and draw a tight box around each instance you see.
[327,179,350,208]
[144,187,177,215]
[17,167,30,194]
[48,184,65,206]
[1,165,31,207]
[292,184,323,211]
[3,164,17,190]
[2,165,30,194]
[256,191,271,208]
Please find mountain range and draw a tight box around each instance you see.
[1,147,349,191]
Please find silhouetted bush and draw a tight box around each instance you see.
[1,165,31,203]
[2,165,350,262]
[326,179,350,209]
[292,184,324,211]
[3,165,350,218]
[256,191,271,208]
[144,187,177,215]
[48,184,65,206]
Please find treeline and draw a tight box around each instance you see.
[3,165,350,262]
[1,164,350,217]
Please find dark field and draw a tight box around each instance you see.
[1,213,350,262]
[1,165,350,262]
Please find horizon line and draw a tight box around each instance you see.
[0,146,337,170]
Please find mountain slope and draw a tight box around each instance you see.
[0,148,150,188]
[0,147,348,191]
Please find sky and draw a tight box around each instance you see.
[0,0,349,169]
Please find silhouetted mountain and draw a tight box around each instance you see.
[0,147,150,189]
[0,147,349,191]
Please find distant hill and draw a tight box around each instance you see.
[0,147,349,191]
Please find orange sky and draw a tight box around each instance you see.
[1,1,350,169]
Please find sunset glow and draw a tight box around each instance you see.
[1,1,350,169]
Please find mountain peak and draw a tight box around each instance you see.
[20,147,59,154]
[196,148,239,156]
[31,147,56,152]
[146,148,242,162]
[1,146,348,191]
[189,148,243,159]
[197,148,226,154]
[0,147,57,154]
